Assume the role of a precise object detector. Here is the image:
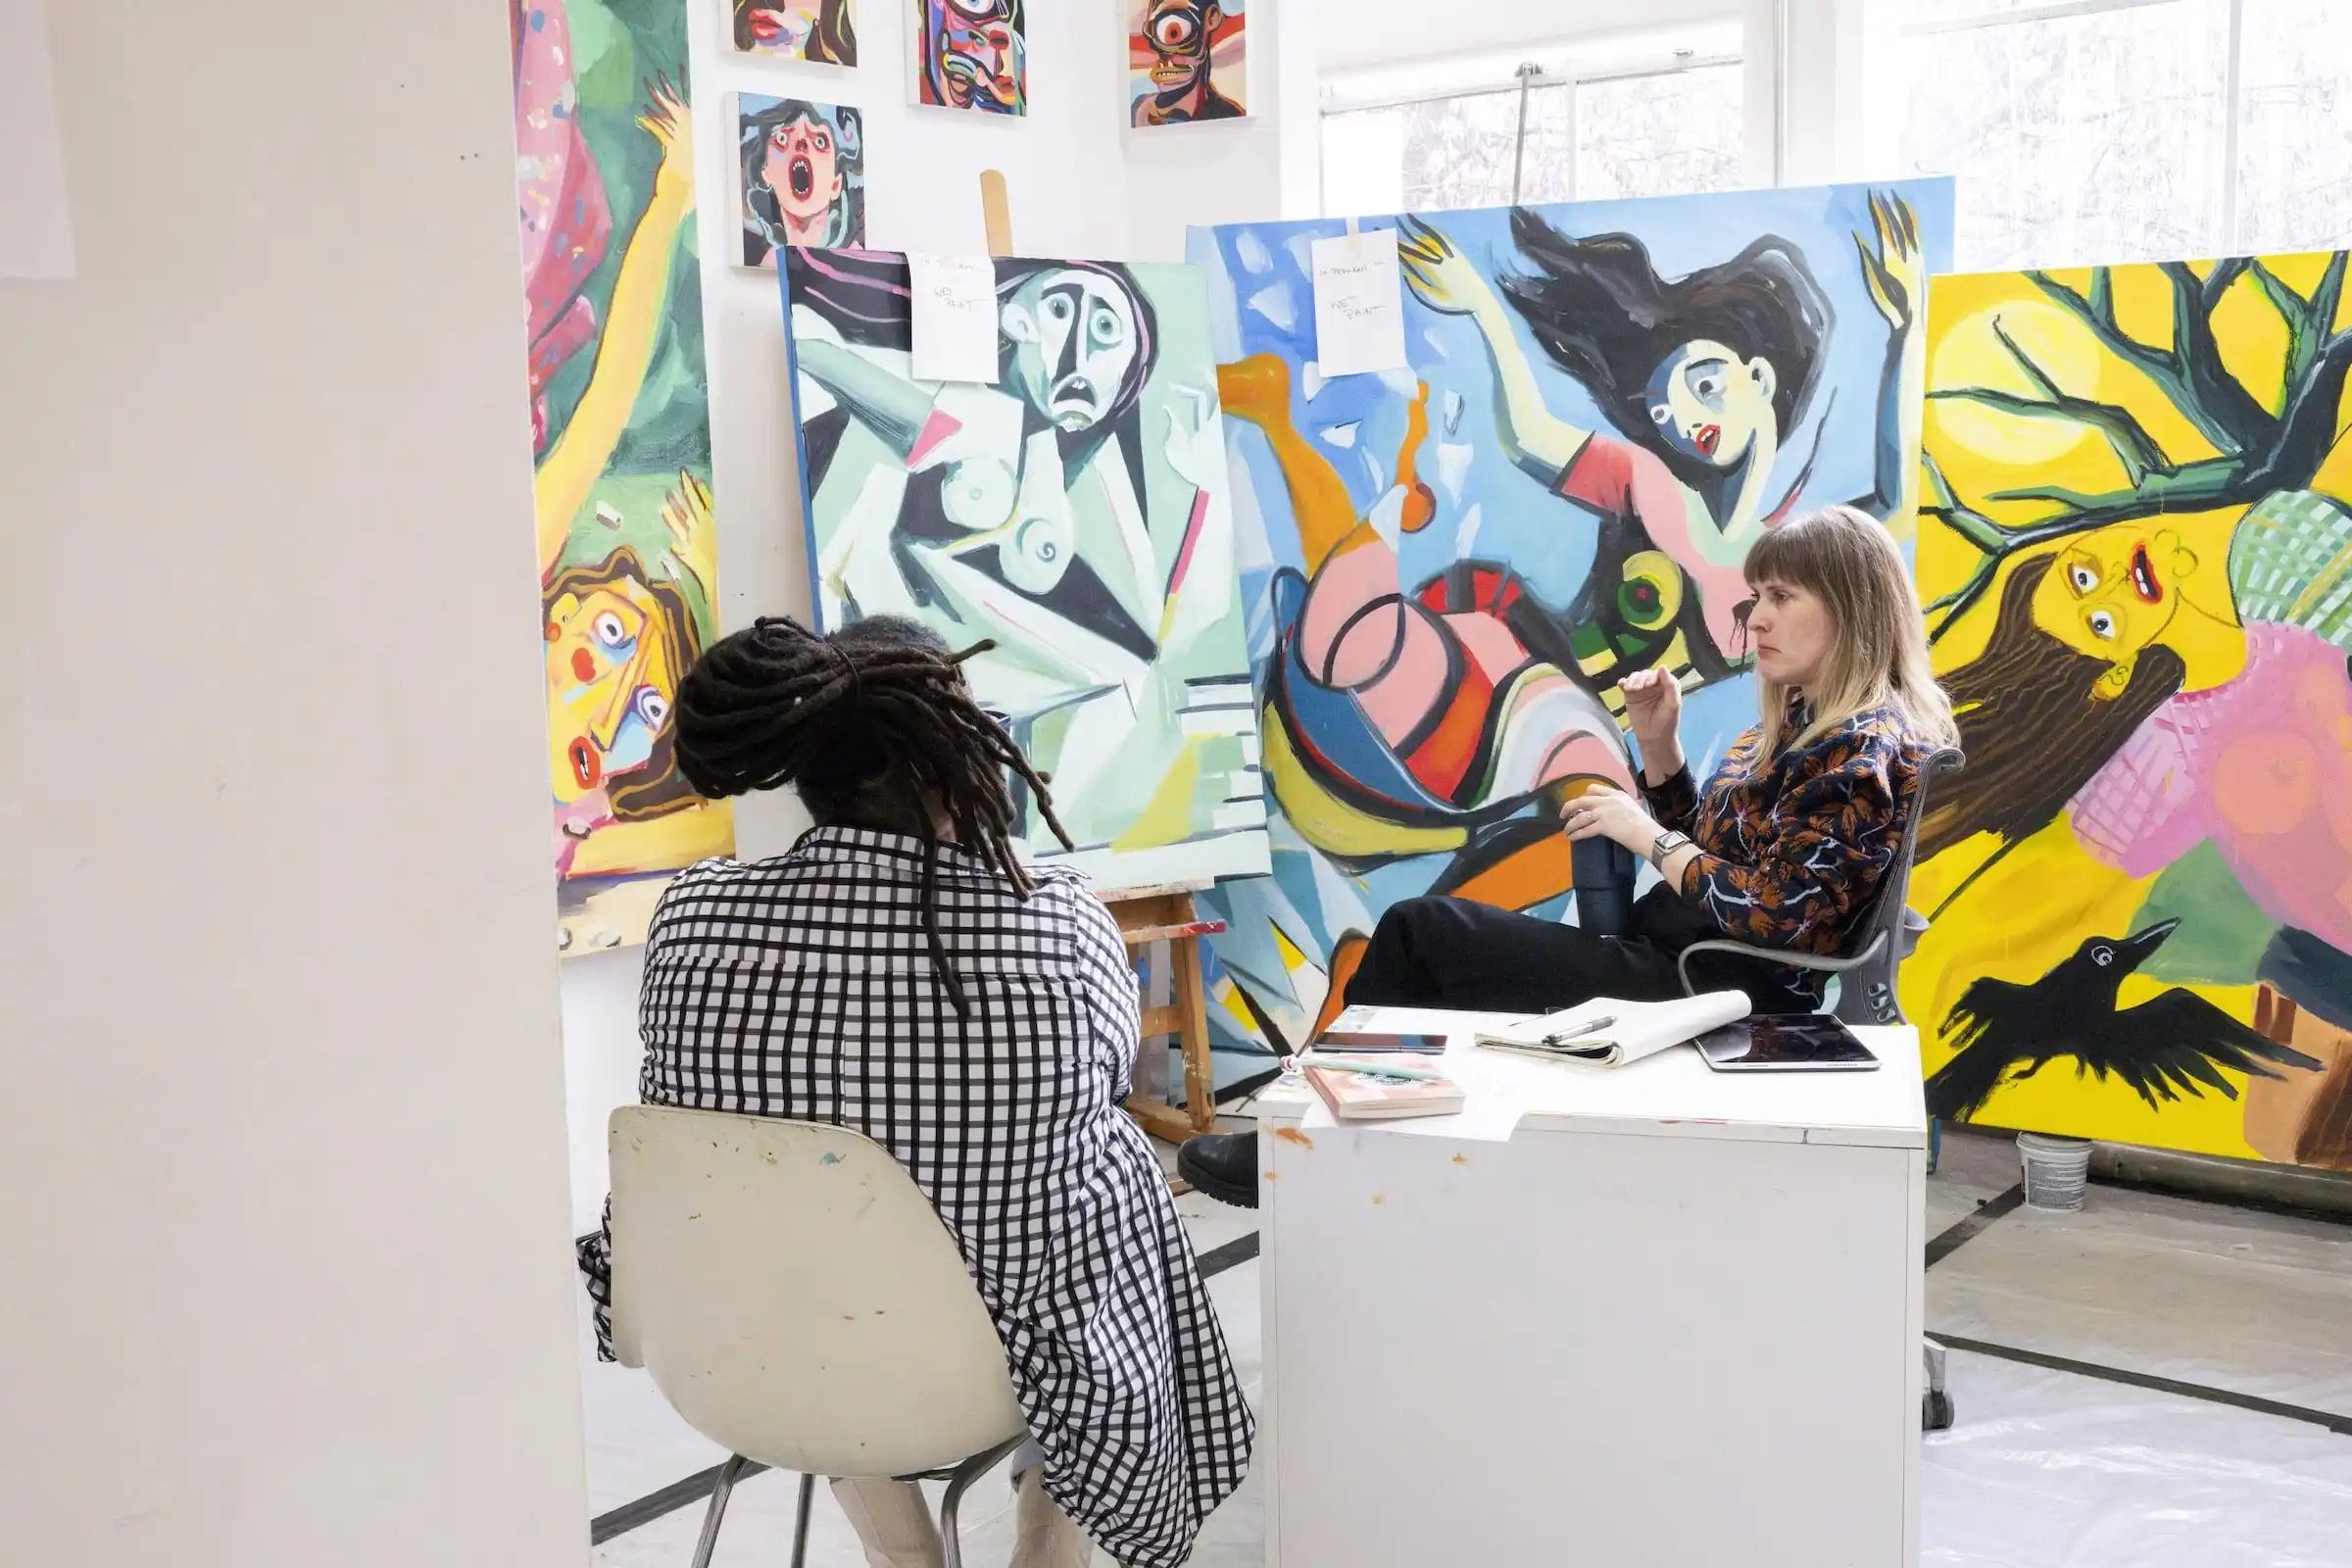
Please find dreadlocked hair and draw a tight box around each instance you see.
[672,613,1072,1018]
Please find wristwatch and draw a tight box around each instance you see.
[1647,829,1692,870]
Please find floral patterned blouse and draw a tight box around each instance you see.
[1639,705,1926,956]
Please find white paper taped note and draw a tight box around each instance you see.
[1309,227,1407,378]
[907,253,1001,384]
[1,0,75,280]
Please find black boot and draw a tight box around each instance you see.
[1176,1130,1259,1209]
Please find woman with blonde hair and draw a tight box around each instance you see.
[1181,506,1957,1204]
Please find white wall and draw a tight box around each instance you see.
[558,0,1321,1233]
[0,3,589,1563]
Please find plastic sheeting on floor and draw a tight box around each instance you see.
[1929,1182,2352,1416]
[1924,1350,2352,1567]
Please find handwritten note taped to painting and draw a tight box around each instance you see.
[1309,227,1407,377]
[907,253,1001,384]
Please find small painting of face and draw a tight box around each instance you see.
[740,1,824,53]
[1002,270,1140,432]
[1643,336,1777,467]
[1743,577,1836,688]
[921,0,1025,116]
[1131,0,1245,124]
[764,115,844,246]
[1146,0,1215,87]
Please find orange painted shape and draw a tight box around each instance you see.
[1396,379,1438,533]
[1403,661,1497,799]
[1219,354,1358,572]
[1446,831,1579,913]
[1312,934,1369,1039]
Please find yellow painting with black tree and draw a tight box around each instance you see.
[1909,252,2352,1171]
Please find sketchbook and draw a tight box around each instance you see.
[1472,992,1752,1067]
[1300,1054,1467,1121]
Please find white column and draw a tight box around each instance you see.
[1745,0,1878,188]
[1,3,590,1562]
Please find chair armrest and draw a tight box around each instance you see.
[1675,929,1889,998]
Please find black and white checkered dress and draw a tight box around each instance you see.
[578,826,1254,1566]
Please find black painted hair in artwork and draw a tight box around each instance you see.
[1498,209,1831,482]
[672,613,1071,1014]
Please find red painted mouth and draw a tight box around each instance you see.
[570,647,597,683]
[568,738,602,792]
[1695,422,1721,458]
[750,12,782,41]
[2130,544,2162,604]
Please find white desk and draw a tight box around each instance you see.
[1256,1009,1927,1567]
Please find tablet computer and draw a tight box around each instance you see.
[1696,1015,1880,1072]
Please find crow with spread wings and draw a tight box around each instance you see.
[1927,919,2325,1122]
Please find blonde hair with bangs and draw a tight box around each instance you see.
[1742,505,1958,758]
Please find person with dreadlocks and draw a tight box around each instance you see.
[576,613,1253,1568]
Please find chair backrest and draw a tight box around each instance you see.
[608,1106,1027,1478]
[1832,746,1964,1027]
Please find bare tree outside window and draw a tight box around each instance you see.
[1396,89,1542,212]
[2235,0,2352,253]
[1320,65,1740,218]
[1888,0,2352,267]
[1893,1,2230,270]
[1574,65,1746,203]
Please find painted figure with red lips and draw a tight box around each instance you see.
[731,0,857,65]
[918,0,1025,116]
[1133,0,1243,125]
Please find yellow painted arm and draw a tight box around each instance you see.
[536,80,697,575]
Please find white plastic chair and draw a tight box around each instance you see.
[609,1106,1033,1568]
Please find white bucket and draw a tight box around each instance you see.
[2016,1132,2092,1211]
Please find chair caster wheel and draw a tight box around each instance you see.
[1923,1391,1955,1432]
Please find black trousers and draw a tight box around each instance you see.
[1344,887,1810,1015]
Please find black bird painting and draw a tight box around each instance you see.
[1927,919,2325,1122]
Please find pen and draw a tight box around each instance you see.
[1543,1014,1615,1047]
[1298,1054,1450,1083]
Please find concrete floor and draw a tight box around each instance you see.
[579,1128,2352,1566]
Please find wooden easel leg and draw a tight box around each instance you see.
[1170,933,1214,1135]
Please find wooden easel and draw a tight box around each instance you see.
[976,172,1222,1144]
[1102,880,1227,1145]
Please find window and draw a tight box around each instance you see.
[1575,64,1745,204]
[1321,60,1744,218]
[2235,0,2352,252]
[1883,0,2352,270]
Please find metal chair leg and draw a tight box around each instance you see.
[689,1454,750,1568]
[937,1434,1028,1568]
[790,1471,815,1568]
